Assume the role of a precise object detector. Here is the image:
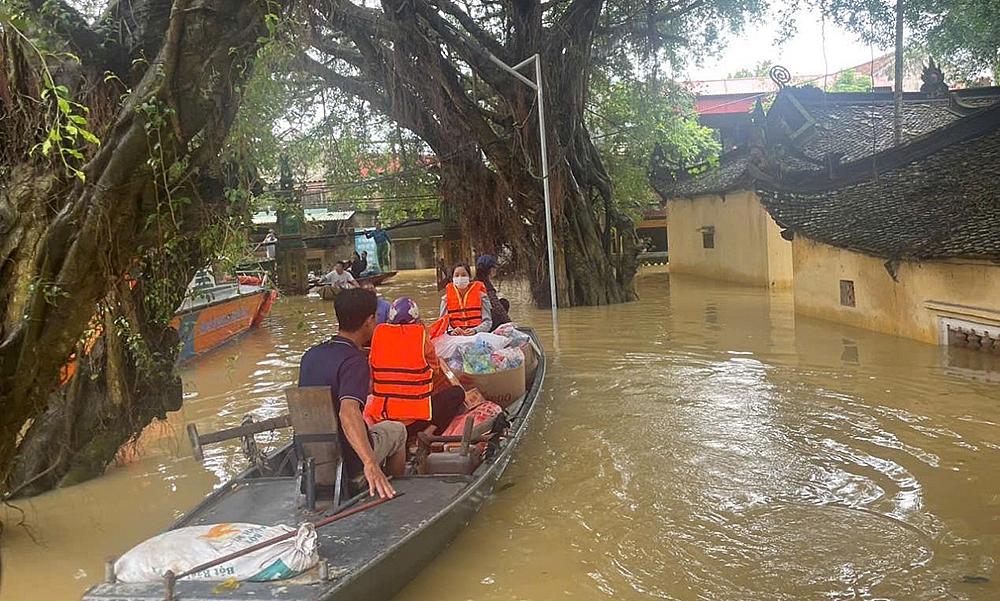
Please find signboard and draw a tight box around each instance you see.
[354,228,377,262]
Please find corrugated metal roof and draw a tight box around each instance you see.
[252,210,355,224]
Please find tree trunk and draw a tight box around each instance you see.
[307,0,639,308]
[0,0,284,498]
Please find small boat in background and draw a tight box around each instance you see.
[172,269,278,363]
[311,271,398,300]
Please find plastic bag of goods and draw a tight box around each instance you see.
[461,343,495,374]
[490,346,524,371]
[114,522,318,583]
[432,334,474,362]
[492,323,531,348]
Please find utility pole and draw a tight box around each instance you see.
[893,0,904,145]
[486,52,559,346]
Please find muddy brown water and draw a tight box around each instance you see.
[3,268,1000,600]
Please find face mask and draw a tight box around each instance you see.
[453,276,470,288]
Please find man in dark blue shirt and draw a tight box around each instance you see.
[365,225,392,272]
[298,288,405,498]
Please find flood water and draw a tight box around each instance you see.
[3,268,1000,600]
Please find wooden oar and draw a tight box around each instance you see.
[187,415,292,461]
[163,493,403,596]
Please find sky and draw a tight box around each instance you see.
[682,7,887,82]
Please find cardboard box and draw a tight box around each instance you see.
[456,362,526,408]
[522,340,540,387]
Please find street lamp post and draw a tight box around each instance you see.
[486,53,559,341]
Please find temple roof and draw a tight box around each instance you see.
[756,103,1000,262]
[652,86,1000,201]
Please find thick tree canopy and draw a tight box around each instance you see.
[0,0,288,499]
[296,0,761,306]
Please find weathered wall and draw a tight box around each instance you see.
[666,190,793,288]
[792,236,1000,344]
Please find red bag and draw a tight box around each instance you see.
[442,401,502,437]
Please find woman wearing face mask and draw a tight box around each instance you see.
[439,263,492,336]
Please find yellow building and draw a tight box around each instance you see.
[758,102,1000,348]
[653,84,1000,295]
[666,186,793,288]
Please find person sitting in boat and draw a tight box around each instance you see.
[358,250,382,278]
[320,261,358,293]
[437,263,492,336]
[366,297,465,437]
[362,282,391,325]
[349,251,366,279]
[474,254,511,331]
[298,288,404,499]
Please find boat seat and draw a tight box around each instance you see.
[286,386,345,509]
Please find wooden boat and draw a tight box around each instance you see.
[60,271,277,383]
[82,329,544,601]
[172,270,278,363]
[315,271,398,300]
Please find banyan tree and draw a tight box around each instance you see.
[0,0,290,498]
[298,0,759,307]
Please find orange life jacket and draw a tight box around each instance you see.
[445,281,486,330]
[365,323,433,424]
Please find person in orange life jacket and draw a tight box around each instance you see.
[298,288,404,499]
[438,263,492,336]
[366,297,466,437]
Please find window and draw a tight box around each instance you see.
[839,280,856,307]
[307,258,323,274]
[701,226,715,249]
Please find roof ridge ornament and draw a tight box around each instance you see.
[920,56,949,96]
[770,65,791,89]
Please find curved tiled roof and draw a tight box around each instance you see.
[757,106,1000,262]
[653,87,1000,202]
[651,154,750,199]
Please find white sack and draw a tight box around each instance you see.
[115,522,318,582]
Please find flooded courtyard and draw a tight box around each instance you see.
[3,268,1000,600]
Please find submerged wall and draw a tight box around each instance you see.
[792,236,1000,345]
[666,190,793,288]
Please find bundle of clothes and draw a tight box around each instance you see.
[433,322,531,375]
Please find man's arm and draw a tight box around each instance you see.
[339,399,396,498]
[346,272,359,288]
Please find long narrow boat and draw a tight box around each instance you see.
[82,329,545,601]
[172,271,278,363]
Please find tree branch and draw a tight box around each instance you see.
[23,0,125,71]
[427,0,508,61]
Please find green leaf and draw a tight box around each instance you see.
[79,129,101,146]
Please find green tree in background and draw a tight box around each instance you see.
[729,60,774,78]
[818,0,1000,83]
[829,69,873,92]
[588,74,719,217]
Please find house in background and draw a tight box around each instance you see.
[757,102,1000,347]
[636,205,668,264]
[652,82,1000,290]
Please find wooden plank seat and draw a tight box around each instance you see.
[286,386,346,509]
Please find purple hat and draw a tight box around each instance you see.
[388,297,420,325]
[476,254,498,269]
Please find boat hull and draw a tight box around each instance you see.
[82,329,544,601]
[171,289,277,363]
